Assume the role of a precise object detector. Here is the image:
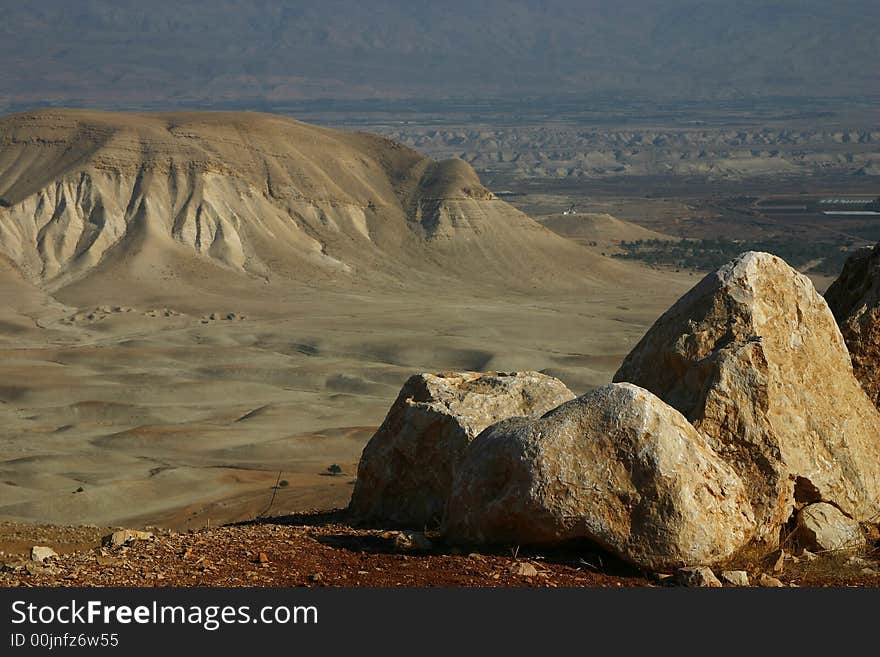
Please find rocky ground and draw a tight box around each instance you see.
[2,511,879,588]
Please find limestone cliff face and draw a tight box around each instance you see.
[614,252,880,547]
[825,243,880,408]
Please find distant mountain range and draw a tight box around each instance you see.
[0,1,877,109]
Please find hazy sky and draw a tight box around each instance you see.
[0,1,877,109]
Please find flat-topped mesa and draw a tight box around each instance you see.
[614,251,880,547]
[348,371,575,528]
[825,243,880,408]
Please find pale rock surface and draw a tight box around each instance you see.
[30,546,57,563]
[442,383,754,571]
[758,574,785,587]
[349,371,574,526]
[509,562,539,578]
[824,243,880,407]
[795,502,866,552]
[614,252,880,546]
[720,570,750,586]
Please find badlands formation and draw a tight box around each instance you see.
[0,109,689,528]
[356,251,880,570]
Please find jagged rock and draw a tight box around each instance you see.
[442,383,755,571]
[349,371,574,527]
[614,252,880,546]
[769,549,787,573]
[392,531,433,552]
[30,546,57,563]
[825,243,880,407]
[758,574,785,587]
[720,570,750,586]
[676,567,722,588]
[102,529,154,548]
[795,503,866,552]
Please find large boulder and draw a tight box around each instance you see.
[349,371,575,527]
[614,252,880,546]
[442,383,755,571]
[824,243,880,407]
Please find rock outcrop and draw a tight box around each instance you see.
[825,243,880,407]
[442,383,755,571]
[795,503,866,553]
[614,252,880,546]
[349,371,575,527]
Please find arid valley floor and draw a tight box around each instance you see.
[0,109,695,532]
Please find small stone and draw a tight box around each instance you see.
[845,556,871,569]
[720,570,750,587]
[509,562,538,578]
[675,566,722,588]
[257,552,269,564]
[95,556,122,567]
[25,562,60,576]
[393,531,433,552]
[758,574,785,587]
[771,550,786,573]
[800,549,819,562]
[30,546,58,563]
[102,529,154,548]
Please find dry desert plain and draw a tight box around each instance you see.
[0,109,694,532]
